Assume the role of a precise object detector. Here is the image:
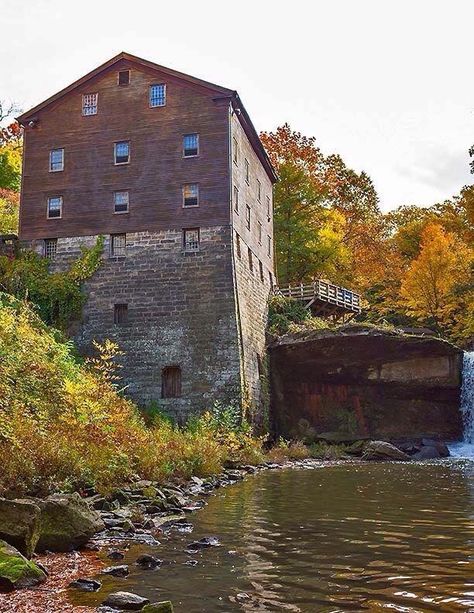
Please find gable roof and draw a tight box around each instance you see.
[17,51,277,183]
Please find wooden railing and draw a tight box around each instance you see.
[275,280,362,314]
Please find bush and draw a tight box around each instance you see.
[308,441,348,460]
[266,438,310,463]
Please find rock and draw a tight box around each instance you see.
[0,498,42,558]
[142,602,174,613]
[362,441,410,461]
[103,591,150,610]
[102,564,129,577]
[0,540,47,591]
[421,439,450,457]
[135,554,161,569]
[345,440,366,456]
[187,536,220,550]
[412,445,441,460]
[35,493,105,552]
[107,549,125,560]
[69,577,102,591]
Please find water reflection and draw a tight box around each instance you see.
[71,461,473,612]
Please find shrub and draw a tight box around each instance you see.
[266,438,310,463]
[308,441,348,460]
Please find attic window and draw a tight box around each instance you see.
[118,70,130,86]
[82,93,98,116]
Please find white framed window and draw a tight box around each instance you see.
[82,93,98,116]
[47,196,62,219]
[114,191,129,213]
[183,133,199,157]
[110,233,126,257]
[183,183,199,207]
[44,238,57,259]
[246,204,251,230]
[257,179,261,202]
[183,228,200,252]
[232,137,238,165]
[49,148,64,172]
[149,84,166,107]
[245,158,250,184]
[114,141,130,165]
[257,221,262,245]
[118,70,130,86]
[233,185,239,213]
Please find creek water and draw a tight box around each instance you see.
[72,460,474,612]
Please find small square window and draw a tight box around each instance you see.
[47,196,62,219]
[118,70,130,86]
[82,93,98,116]
[245,159,250,184]
[232,137,238,165]
[233,186,239,213]
[183,184,199,207]
[183,133,199,157]
[235,233,241,258]
[183,228,200,252]
[150,84,166,107]
[114,191,129,213]
[114,141,130,164]
[246,205,251,230]
[110,233,126,257]
[114,303,128,324]
[257,221,262,245]
[248,248,253,273]
[267,235,271,257]
[259,260,264,283]
[49,148,64,172]
[44,238,57,259]
[257,179,261,202]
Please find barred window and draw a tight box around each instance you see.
[236,233,241,258]
[82,93,98,116]
[161,365,182,398]
[49,148,64,172]
[183,183,199,207]
[245,158,249,184]
[183,133,199,157]
[149,84,166,107]
[114,303,128,324]
[233,185,239,213]
[257,221,262,245]
[183,228,200,252]
[110,233,126,257]
[232,137,238,165]
[44,238,57,259]
[114,141,130,164]
[114,191,129,213]
[47,196,62,219]
[266,195,271,219]
[248,248,253,273]
[246,204,251,230]
[118,70,130,86]
[257,179,261,202]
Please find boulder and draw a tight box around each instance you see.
[103,591,150,610]
[362,441,410,461]
[102,564,129,577]
[142,602,174,613]
[412,445,441,460]
[0,540,46,591]
[69,577,102,592]
[0,498,41,558]
[187,536,220,550]
[135,554,161,569]
[35,493,105,552]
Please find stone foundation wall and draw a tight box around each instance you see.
[30,228,242,420]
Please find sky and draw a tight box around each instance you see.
[1,0,473,211]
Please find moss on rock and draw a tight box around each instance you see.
[0,540,46,591]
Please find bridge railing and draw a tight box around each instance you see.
[275,280,362,313]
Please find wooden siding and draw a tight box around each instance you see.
[19,59,231,240]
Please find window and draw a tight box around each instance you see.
[114,141,130,164]
[267,235,271,257]
[248,248,253,273]
[245,159,249,184]
[44,238,57,259]
[269,271,273,288]
[257,221,262,245]
[266,195,271,220]
[114,191,129,213]
[47,196,62,219]
[110,233,126,257]
[183,183,199,207]
[257,179,261,202]
[49,148,64,172]
[246,205,251,230]
[161,366,182,398]
[82,93,98,116]
[183,133,199,157]
[149,84,166,107]
[233,185,239,213]
[259,260,264,283]
[235,233,241,258]
[232,137,238,165]
[114,303,128,324]
[118,70,130,86]
[183,228,200,252]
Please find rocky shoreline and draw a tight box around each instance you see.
[0,439,454,612]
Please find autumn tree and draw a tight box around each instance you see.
[0,120,23,192]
